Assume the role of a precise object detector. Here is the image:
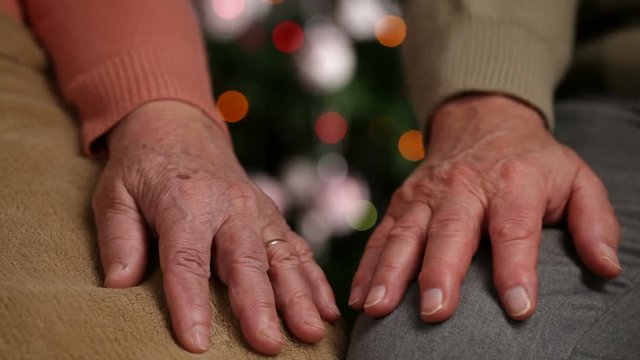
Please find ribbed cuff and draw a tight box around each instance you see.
[405,15,559,132]
[64,47,230,157]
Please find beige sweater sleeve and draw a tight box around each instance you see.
[402,0,578,130]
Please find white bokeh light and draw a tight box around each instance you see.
[212,0,246,20]
[251,173,290,213]
[281,158,322,206]
[200,0,269,40]
[317,152,348,184]
[300,209,333,253]
[294,18,356,93]
[335,0,398,41]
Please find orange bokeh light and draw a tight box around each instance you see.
[315,112,348,144]
[398,130,425,161]
[216,90,249,123]
[375,15,407,48]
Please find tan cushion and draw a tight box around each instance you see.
[0,15,347,359]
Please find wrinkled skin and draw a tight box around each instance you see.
[92,101,340,355]
[349,95,621,322]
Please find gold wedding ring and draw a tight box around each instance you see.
[264,238,287,248]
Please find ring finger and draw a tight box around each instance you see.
[265,237,326,344]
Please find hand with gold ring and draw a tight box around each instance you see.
[92,101,340,355]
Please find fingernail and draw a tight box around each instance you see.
[364,285,386,308]
[504,287,531,317]
[421,288,444,316]
[304,318,325,331]
[105,262,127,283]
[328,304,341,318]
[348,286,362,307]
[261,323,283,344]
[190,325,210,352]
[600,244,622,271]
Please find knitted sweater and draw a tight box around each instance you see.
[404,0,640,130]
[1,0,638,148]
[0,0,228,156]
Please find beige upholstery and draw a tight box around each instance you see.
[0,15,346,359]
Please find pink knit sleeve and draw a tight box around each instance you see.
[22,0,229,156]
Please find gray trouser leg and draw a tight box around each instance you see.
[347,98,640,360]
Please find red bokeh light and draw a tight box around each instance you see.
[272,20,304,53]
[315,112,348,144]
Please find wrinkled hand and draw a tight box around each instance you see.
[349,95,621,321]
[92,101,340,355]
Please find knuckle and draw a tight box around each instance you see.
[559,145,580,163]
[414,181,438,202]
[104,199,139,219]
[496,160,533,183]
[388,223,425,243]
[222,181,260,213]
[448,164,475,183]
[229,286,274,314]
[428,213,469,238]
[281,287,312,308]
[393,186,414,203]
[375,260,405,275]
[491,216,538,244]
[417,266,445,287]
[419,254,464,285]
[364,238,386,254]
[296,244,316,265]
[99,234,133,251]
[494,269,536,289]
[168,248,211,279]
[429,163,474,187]
[92,182,117,212]
[228,250,269,275]
[268,246,300,270]
[417,269,430,286]
[422,254,454,272]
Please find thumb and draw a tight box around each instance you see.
[93,176,149,288]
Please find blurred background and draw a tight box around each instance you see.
[196,0,422,325]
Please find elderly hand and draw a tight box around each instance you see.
[349,95,621,321]
[92,101,340,355]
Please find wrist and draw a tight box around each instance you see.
[430,93,546,139]
[108,100,229,155]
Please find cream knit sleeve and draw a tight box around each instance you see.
[402,0,578,131]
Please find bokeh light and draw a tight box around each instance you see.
[315,112,348,144]
[212,0,245,20]
[295,20,356,93]
[281,158,320,205]
[317,176,370,235]
[273,21,305,53]
[300,209,333,251]
[200,0,269,40]
[347,200,378,231]
[251,173,289,213]
[398,129,425,161]
[336,0,389,41]
[317,152,348,183]
[375,15,407,47]
[216,90,249,122]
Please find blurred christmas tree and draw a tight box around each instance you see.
[196,0,423,323]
